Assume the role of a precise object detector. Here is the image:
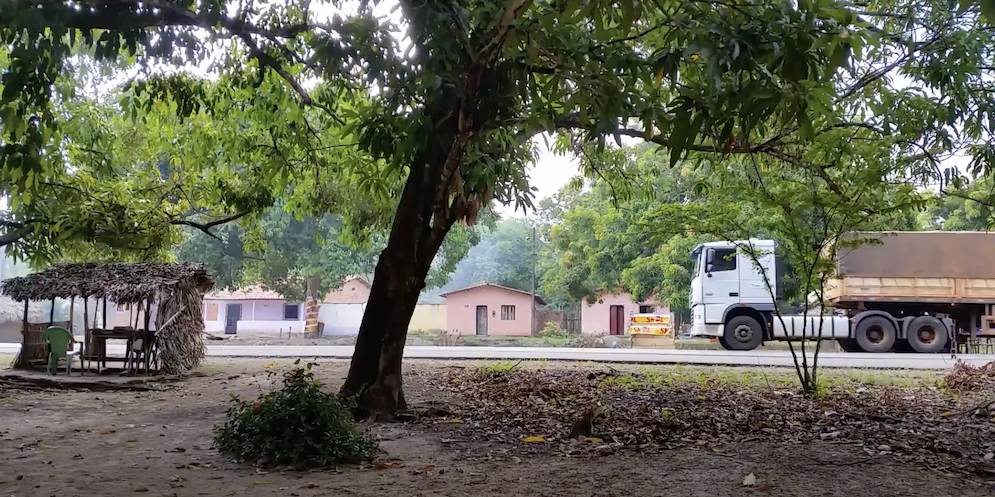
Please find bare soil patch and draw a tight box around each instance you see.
[1,359,993,497]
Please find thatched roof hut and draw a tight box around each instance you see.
[1,262,215,374]
[1,262,214,304]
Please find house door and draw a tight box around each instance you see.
[475,306,488,335]
[609,305,625,335]
[224,304,242,335]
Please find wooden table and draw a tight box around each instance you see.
[86,327,152,374]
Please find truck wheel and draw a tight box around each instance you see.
[723,316,763,351]
[854,316,896,353]
[907,316,948,353]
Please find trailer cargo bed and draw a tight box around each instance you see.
[827,231,995,305]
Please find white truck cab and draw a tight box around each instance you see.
[689,239,849,350]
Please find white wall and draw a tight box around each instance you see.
[318,303,366,336]
[204,300,364,336]
[204,299,302,334]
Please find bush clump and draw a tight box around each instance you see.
[539,321,573,339]
[213,363,377,469]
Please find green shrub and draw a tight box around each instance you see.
[479,360,521,376]
[213,363,377,469]
[539,322,572,339]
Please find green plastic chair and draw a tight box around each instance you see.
[42,326,76,376]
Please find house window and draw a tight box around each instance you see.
[639,305,655,314]
[500,305,516,321]
[205,303,219,321]
[284,303,300,320]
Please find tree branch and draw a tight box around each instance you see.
[0,227,30,248]
[15,0,310,38]
[477,0,535,65]
[170,211,252,240]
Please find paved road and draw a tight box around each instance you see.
[1,343,990,369]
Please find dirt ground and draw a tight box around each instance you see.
[1,359,994,497]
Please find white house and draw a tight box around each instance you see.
[203,285,304,336]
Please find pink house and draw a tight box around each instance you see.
[323,276,371,303]
[441,283,546,336]
[581,290,669,335]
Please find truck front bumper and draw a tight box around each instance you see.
[690,323,723,337]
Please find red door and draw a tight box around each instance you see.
[609,305,625,335]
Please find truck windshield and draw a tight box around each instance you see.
[690,247,701,276]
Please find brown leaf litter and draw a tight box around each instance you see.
[426,363,995,480]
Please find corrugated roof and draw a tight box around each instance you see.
[439,282,547,306]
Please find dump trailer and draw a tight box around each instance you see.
[688,232,995,353]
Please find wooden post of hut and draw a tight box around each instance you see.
[143,298,153,373]
[15,300,28,369]
[83,297,90,373]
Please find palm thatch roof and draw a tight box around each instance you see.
[0,262,214,304]
[0,295,43,323]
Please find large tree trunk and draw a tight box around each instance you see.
[339,58,491,418]
[339,149,461,420]
[340,251,429,419]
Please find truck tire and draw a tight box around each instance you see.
[907,316,948,353]
[723,316,763,351]
[854,316,896,353]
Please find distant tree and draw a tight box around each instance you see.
[175,205,489,301]
[923,178,994,231]
[542,144,707,309]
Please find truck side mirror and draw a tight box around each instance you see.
[705,248,715,274]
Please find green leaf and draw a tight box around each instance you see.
[797,108,814,141]
[668,106,692,168]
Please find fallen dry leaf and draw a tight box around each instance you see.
[581,437,603,444]
[742,473,756,486]
[523,436,546,443]
[757,484,776,493]
[441,419,464,424]
[249,480,271,485]
[373,461,401,470]
[427,361,995,479]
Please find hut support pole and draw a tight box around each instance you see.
[102,297,107,369]
[49,298,55,326]
[15,300,28,369]
[133,299,143,330]
[69,296,76,375]
[83,297,90,374]
[144,299,153,374]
